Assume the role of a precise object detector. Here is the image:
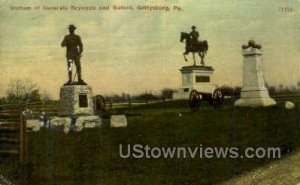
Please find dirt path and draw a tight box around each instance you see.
[222,150,300,185]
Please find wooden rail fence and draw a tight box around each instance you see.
[0,104,27,164]
[0,101,58,164]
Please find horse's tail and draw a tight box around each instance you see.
[203,40,209,52]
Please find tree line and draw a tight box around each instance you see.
[1,78,300,104]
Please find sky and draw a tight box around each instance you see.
[0,0,300,99]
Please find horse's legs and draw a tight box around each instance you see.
[199,52,204,66]
[193,53,196,66]
[183,51,189,62]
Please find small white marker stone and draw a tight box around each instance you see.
[110,115,127,128]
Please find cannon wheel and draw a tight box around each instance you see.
[94,95,106,117]
[212,88,224,108]
[189,90,201,112]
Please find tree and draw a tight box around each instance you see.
[278,84,284,94]
[219,86,235,96]
[234,87,242,97]
[40,91,53,102]
[162,88,174,100]
[135,93,159,100]
[268,86,276,96]
[5,78,41,104]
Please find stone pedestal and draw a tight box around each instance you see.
[173,65,216,100]
[58,85,94,116]
[234,47,276,107]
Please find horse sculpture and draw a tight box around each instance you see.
[180,32,208,66]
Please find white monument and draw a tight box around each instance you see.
[234,41,276,107]
[173,65,216,100]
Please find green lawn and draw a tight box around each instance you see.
[0,98,300,185]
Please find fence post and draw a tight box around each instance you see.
[19,105,27,165]
[109,98,113,109]
[128,95,131,107]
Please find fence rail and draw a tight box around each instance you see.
[0,104,27,164]
[104,99,164,109]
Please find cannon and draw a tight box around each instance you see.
[189,88,224,112]
[93,95,106,117]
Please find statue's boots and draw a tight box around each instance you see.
[77,70,87,85]
[78,78,87,85]
[64,71,72,86]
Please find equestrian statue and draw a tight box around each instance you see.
[180,25,208,66]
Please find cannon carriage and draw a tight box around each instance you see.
[189,88,224,112]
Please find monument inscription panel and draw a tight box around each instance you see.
[196,76,210,83]
[79,94,88,108]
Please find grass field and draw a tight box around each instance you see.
[0,98,300,185]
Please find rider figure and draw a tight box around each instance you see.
[61,24,85,85]
[189,25,200,50]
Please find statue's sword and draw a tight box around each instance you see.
[72,55,82,82]
[73,69,77,82]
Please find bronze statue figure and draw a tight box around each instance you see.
[180,26,208,66]
[61,24,86,85]
[189,25,200,47]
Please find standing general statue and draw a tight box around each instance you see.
[61,24,86,85]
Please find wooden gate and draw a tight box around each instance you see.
[0,104,27,164]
